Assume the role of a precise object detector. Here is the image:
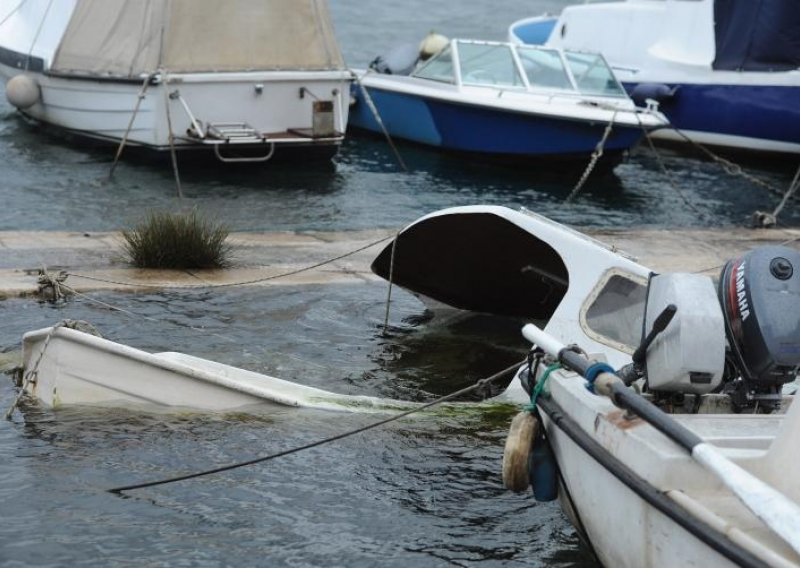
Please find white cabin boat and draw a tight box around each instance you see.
[370,205,800,566]
[0,0,352,162]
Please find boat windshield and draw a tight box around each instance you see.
[414,40,628,98]
[456,42,525,88]
[516,46,572,91]
[413,45,456,84]
[562,51,627,97]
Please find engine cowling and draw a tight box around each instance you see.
[719,246,800,402]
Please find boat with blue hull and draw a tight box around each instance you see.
[509,0,800,156]
[349,38,666,167]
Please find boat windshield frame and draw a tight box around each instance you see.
[412,39,628,99]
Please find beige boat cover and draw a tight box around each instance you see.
[50,0,345,77]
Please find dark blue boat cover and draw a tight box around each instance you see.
[713,0,800,71]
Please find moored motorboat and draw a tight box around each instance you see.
[349,38,667,167]
[508,0,800,156]
[370,205,800,566]
[0,0,351,163]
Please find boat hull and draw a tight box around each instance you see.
[534,370,799,567]
[349,84,645,163]
[21,326,410,413]
[509,13,800,155]
[1,63,352,159]
[622,80,800,155]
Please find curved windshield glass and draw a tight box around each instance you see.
[563,52,626,96]
[413,45,455,83]
[456,42,524,88]
[516,46,572,90]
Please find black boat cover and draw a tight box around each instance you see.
[713,0,800,71]
[371,212,569,320]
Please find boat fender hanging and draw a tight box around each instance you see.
[629,83,677,107]
[6,74,40,109]
[502,411,538,492]
[418,32,449,61]
[529,426,558,502]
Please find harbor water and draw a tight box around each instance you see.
[1,1,798,566]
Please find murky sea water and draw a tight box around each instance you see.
[1,1,799,566]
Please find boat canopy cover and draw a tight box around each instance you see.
[50,0,344,77]
[371,212,569,320]
[713,0,800,71]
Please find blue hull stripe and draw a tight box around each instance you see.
[350,84,642,157]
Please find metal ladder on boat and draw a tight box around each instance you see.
[172,90,276,163]
[204,122,276,163]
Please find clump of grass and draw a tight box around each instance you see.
[122,209,232,269]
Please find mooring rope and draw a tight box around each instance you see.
[352,70,408,171]
[640,114,798,227]
[4,321,64,419]
[565,110,617,202]
[635,114,713,223]
[162,71,184,199]
[381,230,401,336]
[108,74,155,180]
[36,267,69,302]
[665,124,785,198]
[108,359,524,493]
[752,162,800,227]
[65,234,394,291]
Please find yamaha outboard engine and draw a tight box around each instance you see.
[718,246,800,412]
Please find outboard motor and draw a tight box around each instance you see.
[718,246,800,412]
[369,43,420,75]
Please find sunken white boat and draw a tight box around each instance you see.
[0,0,351,162]
[371,205,800,567]
[19,323,412,414]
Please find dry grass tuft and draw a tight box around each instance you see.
[122,209,232,269]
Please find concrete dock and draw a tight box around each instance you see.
[0,227,798,298]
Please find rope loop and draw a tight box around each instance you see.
[525,362,562,412]
[37,268,69,302]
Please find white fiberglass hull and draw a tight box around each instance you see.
[508,4,800,156]
[538,369,800,567]
[1,65,351,156]
[21,326,409,413]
